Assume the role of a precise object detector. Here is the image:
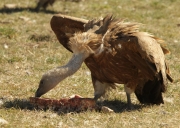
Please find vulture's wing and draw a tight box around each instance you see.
[101,17,173,86]
[50,14,88,52]
[133,33,173,84]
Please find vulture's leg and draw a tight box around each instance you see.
[126,92,132,110]
[93,80,107,101]
[35,1,42,11]
[49,0,56,5]
[92,78,116,101]
[35,0,48,11]
[124,84,134,110]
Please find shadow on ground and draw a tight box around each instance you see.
[0,7,60,14]
[99,100,143,113]
[2,98,145,114]
[2,98,35,110]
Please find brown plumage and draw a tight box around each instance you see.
[35,14,173,109]
[35,0,56,11]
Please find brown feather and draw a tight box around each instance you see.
[50,14,88,52]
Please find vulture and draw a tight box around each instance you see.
[35,14,173,109]
[35,0,82,11]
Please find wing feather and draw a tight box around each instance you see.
[100,16,171,87]
[50,14,88,52]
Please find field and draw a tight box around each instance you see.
[0,0,180,127]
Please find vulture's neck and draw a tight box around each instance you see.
[47,53,85,84]
[35,53,86,97]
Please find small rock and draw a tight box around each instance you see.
[0,118,8,125]
[73,84,77,86]
[85,71,91,76]
[174,40,178,43]
[163,97,174,104]
[19,16,30,22]
[4,4,17,9]
[101,106,114,113]
[4,44,8,49]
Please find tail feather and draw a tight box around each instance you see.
[135,78,164,104]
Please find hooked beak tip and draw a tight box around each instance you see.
[35,89,41,97]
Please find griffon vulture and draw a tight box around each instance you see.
[35,14,173,109]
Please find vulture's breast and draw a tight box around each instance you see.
[84,42,140,84]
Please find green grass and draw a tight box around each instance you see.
[0,0,180,127]
[0,27,16,39]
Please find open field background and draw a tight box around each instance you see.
[0,0,180,127]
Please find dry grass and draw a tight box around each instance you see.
[0,0,180,127]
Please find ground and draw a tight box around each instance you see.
[0,0,180,127]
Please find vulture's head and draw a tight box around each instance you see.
[35,68,65,97]
[35,32,101,97]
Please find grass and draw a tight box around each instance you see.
[0,0,180,127]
